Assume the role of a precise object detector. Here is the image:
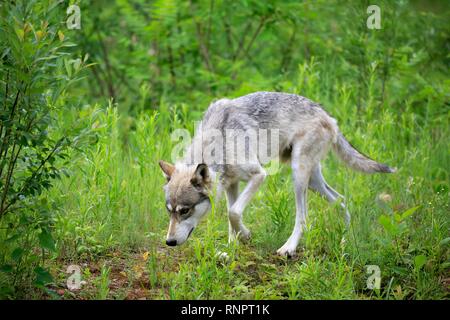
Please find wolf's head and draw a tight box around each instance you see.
[159,161,212,246]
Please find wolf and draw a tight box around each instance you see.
[159,92,395,256]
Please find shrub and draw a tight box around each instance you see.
[0,0,88,297]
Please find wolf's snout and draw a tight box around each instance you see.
[166,239,177,246]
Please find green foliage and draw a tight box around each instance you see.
[0,0,90,297]
[95,265,110,300]
[266,172,291,232]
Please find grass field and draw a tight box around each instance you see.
[0,0,448,300]
[46,85,448,300]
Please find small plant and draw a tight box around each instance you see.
[0,0,89,297]
[95,265,110,300]
[378,205,420,261]
[146,250,158,288]
[266,176,291,232]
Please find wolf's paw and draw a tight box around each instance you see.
[237,228,251,243]
[228,232,237,244]
[215,250,230,262]
[228,228,251,244]
[276,245,297,258]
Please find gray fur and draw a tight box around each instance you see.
[188,91,394,177]
[333,132,396,173]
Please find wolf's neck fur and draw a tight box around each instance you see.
[175,159,221,200]
[175,120,224,198]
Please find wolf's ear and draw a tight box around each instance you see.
[191,163,209,188]
[159,160,175,181]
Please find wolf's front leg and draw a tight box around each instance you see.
[225,183,239,243]
[227,169,266,243]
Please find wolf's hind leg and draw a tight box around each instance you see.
[309,165,351,225]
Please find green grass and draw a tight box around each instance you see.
[1,0,447,300]
[43,81,449,300]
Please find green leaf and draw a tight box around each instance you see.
[440,262,450,271]
[34,267,53,286]
[11,248,24,261]
[401,206,420,220]
[414,255,427,271]
[38,230,56,251]
[378,214,398,235]
[0,265,13,273]
[439,237,450,247]
[44,288,61,300]
[5,234,20,243]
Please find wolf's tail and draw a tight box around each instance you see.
[332,132,396,174]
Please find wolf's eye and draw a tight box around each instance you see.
[179,208,190,215]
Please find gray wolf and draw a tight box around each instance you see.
[159,91,395,256]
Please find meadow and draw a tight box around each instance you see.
[0,0,448,299]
